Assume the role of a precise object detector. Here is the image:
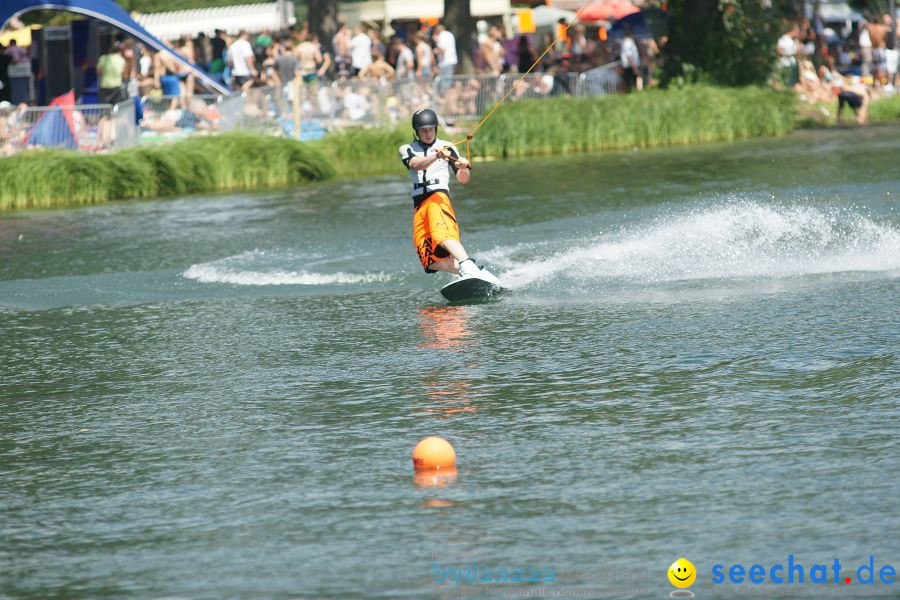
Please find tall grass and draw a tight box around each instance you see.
[310,126,410,177]
[472,85,796,158]
[0,131,334,210]
[868,93,900,123]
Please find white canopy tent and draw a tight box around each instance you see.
[134,2,295,40]
[338,0,512,25]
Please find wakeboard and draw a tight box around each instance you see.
[440,275,506,302]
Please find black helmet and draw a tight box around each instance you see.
[412,108,439,136]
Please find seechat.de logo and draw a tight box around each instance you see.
[711,555,897,585]
[668,558,696,597]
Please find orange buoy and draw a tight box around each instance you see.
[412,436,456,471]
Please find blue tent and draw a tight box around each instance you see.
[0,0,229,95]
[25,90,78,148]
[27,107,78,148]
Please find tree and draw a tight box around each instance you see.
[661,0,787,87]
[307,0,338,56]
[443,0,475,74]
[848,0,889,17]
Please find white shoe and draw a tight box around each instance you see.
[458,258,500,285]
[458,258,480,278]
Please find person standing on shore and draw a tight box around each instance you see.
[399,108,498,283]
[620,27,641,92]
[866,15,894,85]
[415,31,435,81]
[332,22,352,78]
[392,37,415,82]
[97,41,127,104]
[777,24,799,86]
[433,23,458,88]
[227,30,257,91]
[297,34,328,82]
[350,25,372,77]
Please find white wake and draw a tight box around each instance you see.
[485,202,900,289]
[183,250,390,286]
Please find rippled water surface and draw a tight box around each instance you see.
[1,126,898,599]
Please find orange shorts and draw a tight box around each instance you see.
[413,192,460,272]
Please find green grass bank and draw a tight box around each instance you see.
[0,132,334,211]
[0,84,838,211]
[868,93,900,122]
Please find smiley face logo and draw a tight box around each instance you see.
[668,558,697,588]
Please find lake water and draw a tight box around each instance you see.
[1,125,898,599]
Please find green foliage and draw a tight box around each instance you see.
[0,132,334,211]
[868,93,900,123]
[471,86,796,158]
[662,0,787,87]
[847,0,887,19]
[310,126,410,178]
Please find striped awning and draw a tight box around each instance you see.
[134,2,295,41]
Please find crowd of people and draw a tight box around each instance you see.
[5,11,897,153]
[67,19,656,135]
[193,19,659,131]
[0,14,669,141]
[776,14,898,124]
[204,19,658,96]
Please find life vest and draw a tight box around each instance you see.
[399,137,461,208]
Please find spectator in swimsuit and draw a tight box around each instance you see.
[174,37,196,97]
[836,78,870,125]
[360,50,395,81]
[867,15,893,85]
[415,31,435,81]
[296,34,329,82]
[154,48,183,97]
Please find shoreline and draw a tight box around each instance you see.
[3,85,898,211]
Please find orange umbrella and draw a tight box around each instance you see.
[579,0,640,21]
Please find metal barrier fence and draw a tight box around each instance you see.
[217,92,244,133]
[254,67,622,134]
[0,65,624,155]
[213,67,622,137]
[139,94,222,135]
[575,61,623,97]
[0,101,137,154]
[109,99,138,151]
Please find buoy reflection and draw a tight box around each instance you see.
[413,466,459,488]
